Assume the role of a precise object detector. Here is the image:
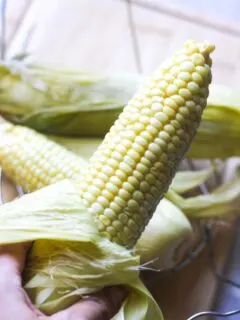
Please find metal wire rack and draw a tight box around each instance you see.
[1,0,240,319]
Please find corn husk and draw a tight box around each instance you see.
[166,176,240,218]
[189,84,240,159]
[0,61,141,137]
[136,198,193,269]
[0,61,240,158]
[0,179,163,319]
[170,167,215,194]
[49,135,102,161]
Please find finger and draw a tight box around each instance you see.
[0,289,39,320]
[0,272,42,320]
[0,243,31,292]
[0,242,31,273]
[50,286,128,320]
[0,244,43,320]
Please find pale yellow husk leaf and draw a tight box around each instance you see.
[49,135,102,161]
[166,176,240,218]
[136,198,193,269]
[170,167,214,194]
[0,179,163,319]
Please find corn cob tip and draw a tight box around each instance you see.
[181,39,215,68]
[183,39,215,55]
[200,41,215,55]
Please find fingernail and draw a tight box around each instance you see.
[107,286,128,303]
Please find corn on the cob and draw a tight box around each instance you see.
[0,122,87,192]
[0,40,214,249]
[79,40,214,247]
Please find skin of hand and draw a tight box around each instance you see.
[0,243,128,320]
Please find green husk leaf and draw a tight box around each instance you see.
[170,167,214,194]
[49,135,102,160]
[0,61,142,137]
[188,84,240,159]
[0,179,163,319]
[136,198,193,269]
[165,176,240,218]
[112,278,163,320]
[48,80,240,159]
[1,61,240,159]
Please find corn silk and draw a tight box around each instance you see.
[0,179,163,318]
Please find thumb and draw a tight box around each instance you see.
[51,286,128,320]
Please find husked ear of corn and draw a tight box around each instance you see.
[79,40,214,248]
[0,40,214,318]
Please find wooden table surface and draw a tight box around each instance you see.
[3,1,240,319]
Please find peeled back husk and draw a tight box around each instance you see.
[0,179,163,319]
[170,166,215,194]
[136,198,193,269]
[165,175,240,218]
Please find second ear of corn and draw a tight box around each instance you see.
[0,122,88,192]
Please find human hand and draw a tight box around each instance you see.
[0,243,127,320]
